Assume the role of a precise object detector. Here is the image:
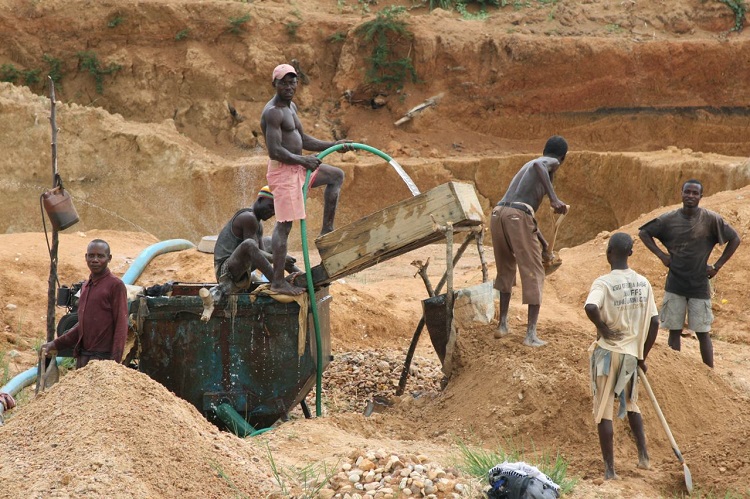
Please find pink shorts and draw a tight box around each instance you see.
[266,160,318,222]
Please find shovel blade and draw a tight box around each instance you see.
[683,463,693,493]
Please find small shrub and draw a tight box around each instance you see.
[228,13,251,34]
[328,31,347,43]
[77,51,122,94]
[175,28,190,41]
[22,68,42,86]
[43,54,64,86]
[285,21,301,39]
[354,6,419,90]
[107,14,124,28]
[0,64,20,83]
[605,23,622,33]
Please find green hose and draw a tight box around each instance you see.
[299,172,323,416]
[213,403,271,437]
[300,142,418,417]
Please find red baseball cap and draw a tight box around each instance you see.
[272,64,297,82]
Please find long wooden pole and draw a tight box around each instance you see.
[638,367,693,493]
[46,76,59,343]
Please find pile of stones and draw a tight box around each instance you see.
[315,350,445,414]
[317,449,483,499]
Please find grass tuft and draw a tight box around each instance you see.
[266,443,339,498]
[454,439,577,496]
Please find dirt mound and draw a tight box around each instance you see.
[0,361,273,498]
[387,186,750,496]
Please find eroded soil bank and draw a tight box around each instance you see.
[2,0,750,497]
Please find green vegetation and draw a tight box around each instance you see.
[208,460,248,499]
[718,0,747,32]
[509,0,531,8]
[77,51,122,94]
[357,0,371,14]
[266,444,339,498]
[0,64,42,86]
[43,54,64,86]
[354,6,418,90]
[0,64,20,84]
[456,2,489,20]
[285,21,301,39]
[327,31,347,43]
[427,0,500,9]
[423,0,560,16]
[454,439,577,496]
[175,29,190,41]
[228,13,251,34]
[107,14,124,28]
[604,23,622,33]
[0,350,10,386]
[22,68,42,86]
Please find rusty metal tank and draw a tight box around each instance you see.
[130,283,331,430]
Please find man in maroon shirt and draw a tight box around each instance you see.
[42,239,129,368]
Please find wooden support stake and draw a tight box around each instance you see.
[476,226,489,283]
[396,230,476,396]
[46,77,59,344]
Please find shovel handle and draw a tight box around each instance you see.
[637,367,684,463]
[547,205,569,254]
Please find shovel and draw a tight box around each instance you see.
[638,367,693,493]
[35,350,59,395]
[543,205,569,275]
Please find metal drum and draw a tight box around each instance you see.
[132,283,331,430]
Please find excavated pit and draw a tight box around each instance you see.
[3,137,748,251]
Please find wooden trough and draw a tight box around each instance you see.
[299,181,485,288]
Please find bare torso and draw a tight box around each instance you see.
[499,156,559,212]
[260,97,304,156]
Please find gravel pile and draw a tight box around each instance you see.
[310,349,445,414]
[317,449,482,499]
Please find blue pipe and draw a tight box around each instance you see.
[121,239,196,285]
[0,239,196,421]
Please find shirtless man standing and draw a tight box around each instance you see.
[491,135,569,347]
[260,63,351,296]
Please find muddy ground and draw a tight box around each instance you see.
[1,0,750,497]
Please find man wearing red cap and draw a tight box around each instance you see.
[261,63,351,295]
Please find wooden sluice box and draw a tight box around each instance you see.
[301,181,485,287]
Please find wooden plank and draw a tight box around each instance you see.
[312,182,484,284]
